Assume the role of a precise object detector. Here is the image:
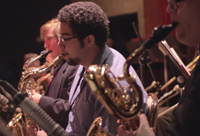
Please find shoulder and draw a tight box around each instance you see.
[110,48,126,59]
[109,48,126,63]
[107,48,126,75]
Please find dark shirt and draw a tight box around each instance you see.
[38,62,79,128]
[166,57,200,136]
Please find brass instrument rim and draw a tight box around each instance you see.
[8,113,23,127]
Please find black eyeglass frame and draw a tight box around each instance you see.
[57,35,77,42]
[167,0,183,10]
[175,0,183,2]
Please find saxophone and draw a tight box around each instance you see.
[18,53,64,95]
[8,51,64,136]
[35,73,53,95]
[85,22,178,136]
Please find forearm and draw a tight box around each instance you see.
[39,96,70,123]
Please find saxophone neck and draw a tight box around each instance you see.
[123,61,131,82]
[23,50,52,71]
[25,55,63,76]
[51,55,65,68]
[123,22,178,81]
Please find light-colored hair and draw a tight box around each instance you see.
[40,18,60,40]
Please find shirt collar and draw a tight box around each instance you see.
[91,44,112,65]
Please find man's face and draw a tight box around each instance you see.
[43,27,62,60]
[58,22,86,66]
[167,0,200,46]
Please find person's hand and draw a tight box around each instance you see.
[31,89,42,104]
[36,130,47,136]
[0,85,14,101]
[117,114,155,136]
[26,125,37,136]
[117,125,137,136]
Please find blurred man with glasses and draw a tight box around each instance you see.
[118,0,200,136]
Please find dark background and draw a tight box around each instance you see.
[0,0,71,87]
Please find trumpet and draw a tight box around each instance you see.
[85,22,178,135]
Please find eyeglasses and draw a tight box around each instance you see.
[57,35,77,43]
[167,0,183,10]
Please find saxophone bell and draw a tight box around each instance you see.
[85,64,143,131]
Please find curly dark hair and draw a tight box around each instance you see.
[57,1,110,48]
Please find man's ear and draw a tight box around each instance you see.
[84,35,95,47]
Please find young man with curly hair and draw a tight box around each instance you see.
[57,1,147,136]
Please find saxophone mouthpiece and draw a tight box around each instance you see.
[40,50,52,56]
[40,50,52,58]
[171,21,178,28]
